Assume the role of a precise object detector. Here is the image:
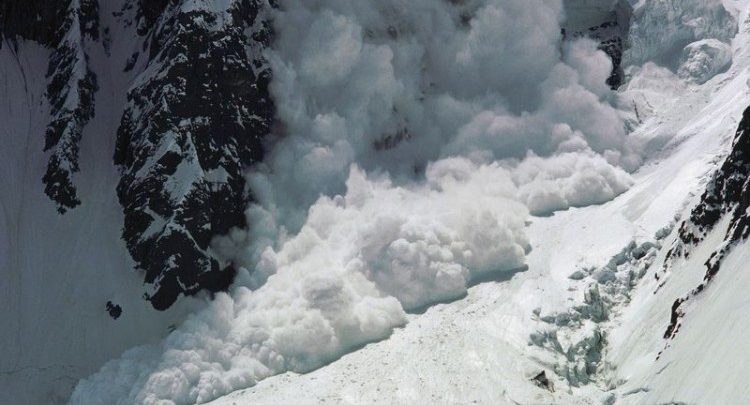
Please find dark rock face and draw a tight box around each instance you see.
[106,301,123,319]
[562,2,631,89]
[565,21,626,89]
[1,0,99,213]
[661,106,750,341]
[42,0,99,213]
[531,371,554,392]
[1,0,276,310]
[679,107,750,249]
[0,0,63,45]
[114,0,275,310]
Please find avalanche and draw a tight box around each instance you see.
[69,0,746,403]
[2,0,749,403]
[211,1,750,403]
[69,0,644,403]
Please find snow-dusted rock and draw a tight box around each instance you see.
[114,0,275,310]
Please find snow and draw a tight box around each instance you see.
[205,1,750,404]
[0,5,202,404]
[678,38,733,83]
[618,245,750,403]
[204,66,744,399]
[68,0,651,401]
[3,0,749,403]
[625,0,737,68]
[606,6,750,401]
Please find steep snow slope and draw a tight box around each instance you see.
[207,2,750,404]
[1,1,277,402]
[0,5,202,403]
[206,91,738,404]
[609,5,750,398]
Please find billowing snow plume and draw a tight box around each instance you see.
[248,0,637,234]
[70,0,643,403]
[72,160,531,404]
[230,0,640,275]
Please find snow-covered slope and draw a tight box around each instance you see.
[609,23,750,403]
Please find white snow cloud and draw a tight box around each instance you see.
[513,150,634,216]
[251,0,635,232]
[71,161,531,404]
[677,39,732,84]
[70,0,649,403]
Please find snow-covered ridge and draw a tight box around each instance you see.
[656,105,750,347]
[1,0,100,213]
[42,0,99,213]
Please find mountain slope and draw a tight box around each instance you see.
[3,0,750,404]
[1,0,276,311]
[0,0,274,403]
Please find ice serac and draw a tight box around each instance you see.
[113,0,275,310]
[625,0,737,68]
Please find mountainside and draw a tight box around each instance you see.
[1,0,275,311]
[3,0,750,404]
[1,0,274,403]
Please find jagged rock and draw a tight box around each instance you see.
[531,370,555,392]
[114,0,276,309]
[0,1,63,44]
[662,106,750,342]
[42,0,99,213]
[1,0,99,213]
[1,0,277,310]
[105,301,122,320]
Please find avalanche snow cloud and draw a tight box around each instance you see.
[70,0,637,403]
